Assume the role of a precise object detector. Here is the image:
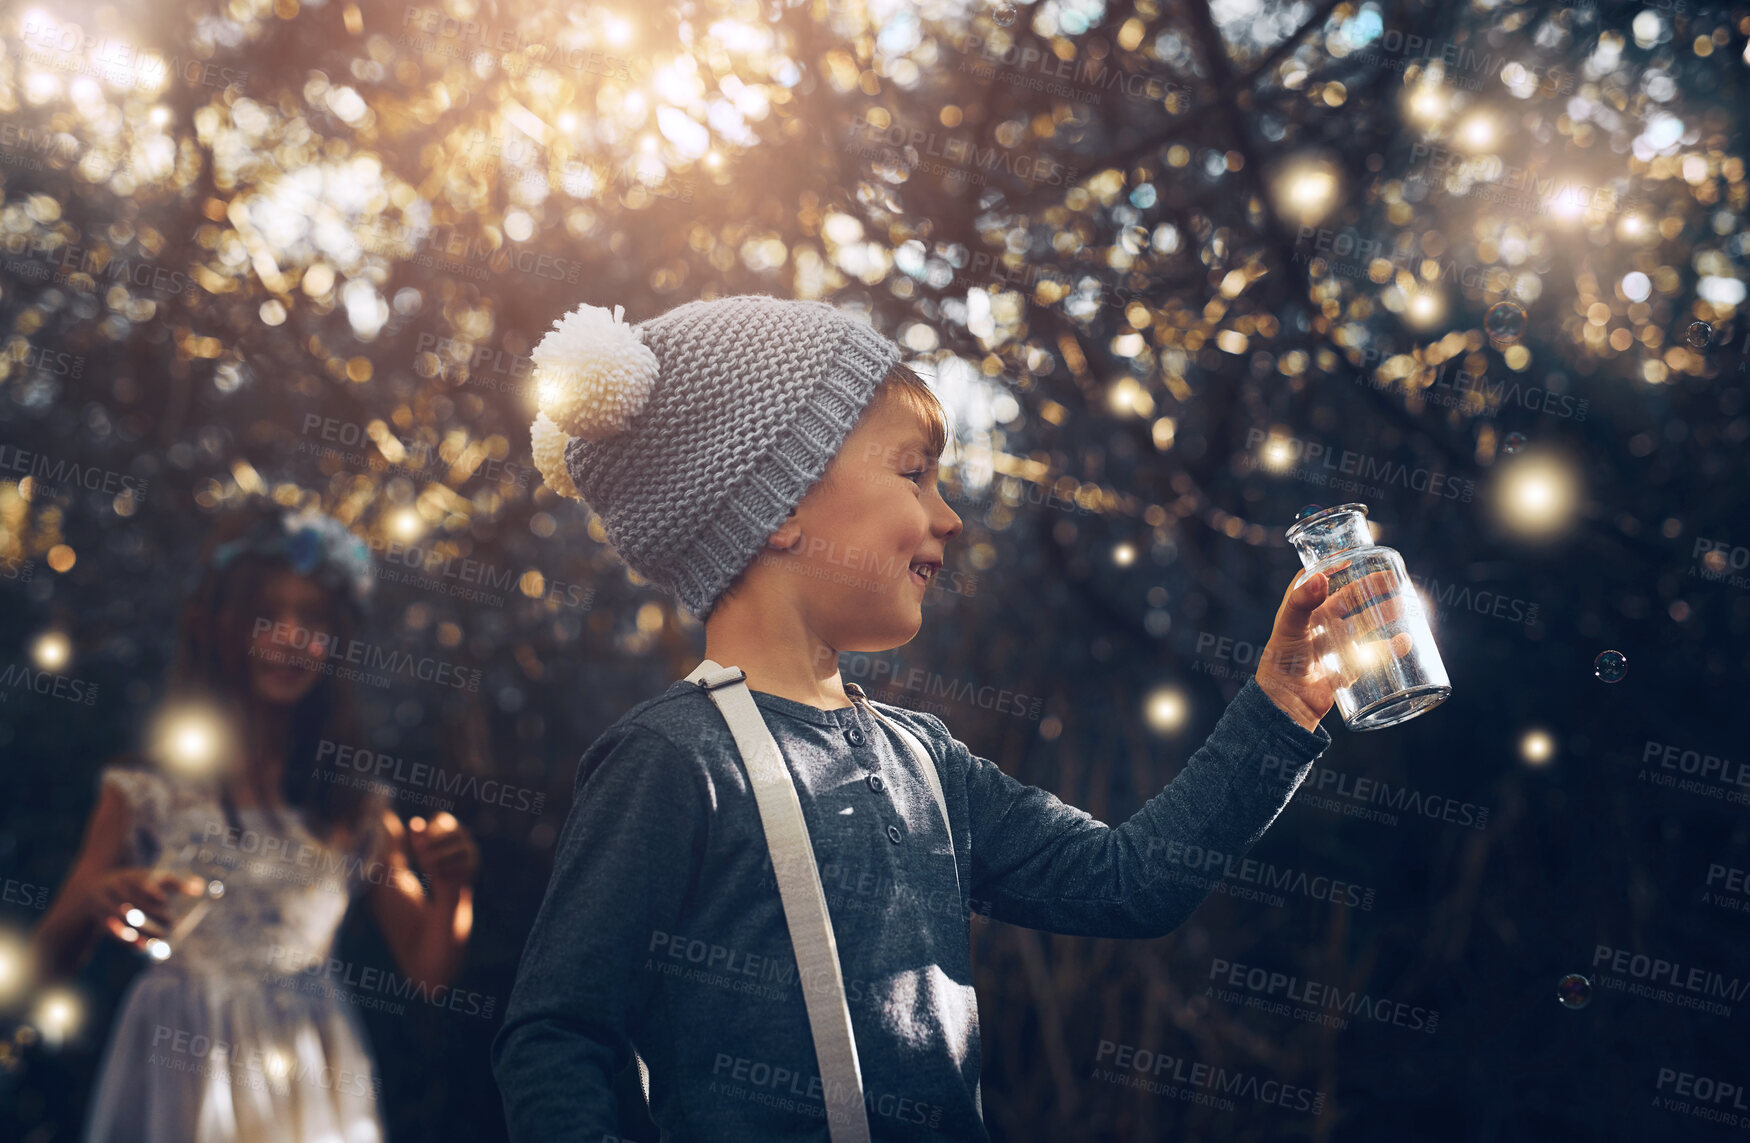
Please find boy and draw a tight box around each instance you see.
[493,294,1338,1141]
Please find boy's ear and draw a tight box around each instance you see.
[766,506,800,549]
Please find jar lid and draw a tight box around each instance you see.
[1284,501,1369,544]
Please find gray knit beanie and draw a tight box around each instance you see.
[527,293,903,621]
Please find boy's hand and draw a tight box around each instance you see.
[1255,566,1419,733]
[1255,570,1335,734]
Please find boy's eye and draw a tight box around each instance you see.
[902,470,927,484]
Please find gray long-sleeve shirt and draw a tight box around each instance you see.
[491,672,1333,1142]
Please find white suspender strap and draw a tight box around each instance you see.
[682,659,872,1143]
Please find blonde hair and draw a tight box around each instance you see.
[873,361,949,464]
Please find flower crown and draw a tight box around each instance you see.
[205,507,376,611]
[528,301,661,501]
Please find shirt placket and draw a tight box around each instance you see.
[840,707,905,848]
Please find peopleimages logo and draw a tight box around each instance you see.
[1145,838,1377,910]
[1691,535,1750,592]
[1591,944,1745,1017]
[955,32,1191,109]
[0,231,188,296]
[19,18,251,91]
[1638,739,1750,806]
[1206,957,1439,1034]
[1293,225,1505,292]
[709,1052,947,1130]
[1350,355,1590,424]
[0,662,100,706]
[1,875,52,910]
[845,112,1079,187]
[413,332,534,396]
[14,342,84,378]
[1703,863,1750,914]
[0,123,83,171]
[1091,1040,1325,1115]
[196,816,431,895]
[0,444,149,500]
[1653,1066,1750,1129]
[397,5,635,80]
[148,1023,379,1100]
[263,946,498,1020]
[1241,428,1477,503]
[318,738,546,815]
[298,413,529,490]
[1404,141,1645,215]
[249,619,482,692]
[1262,753,1491,831]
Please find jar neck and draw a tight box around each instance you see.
[1287,510,1375,568]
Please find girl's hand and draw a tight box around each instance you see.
[406,812,479,891]
[1255,565,1420,733]
[87,868,204,947]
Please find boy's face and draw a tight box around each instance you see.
[752,393,962,653]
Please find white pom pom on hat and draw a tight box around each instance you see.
[528,301,659,499]
[530,413,582,500]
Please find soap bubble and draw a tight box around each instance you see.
[1296,504,1326,521]
[1556,973,1592,1010]
[992,3,1018,25]
[1686,321,1712,348]
[1502,432,1526,455]
[1593,650,1627,683]
[1485,301,1527,345]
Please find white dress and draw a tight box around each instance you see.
[82,763,390,1143]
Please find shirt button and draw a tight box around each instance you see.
[845,727,866,747]
[887,824,902,845]
[867,774,884,792]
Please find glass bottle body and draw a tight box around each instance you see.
[1286,503,1451,731]
[139,838,226,962]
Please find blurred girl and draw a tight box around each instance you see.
[30,499,479,1143]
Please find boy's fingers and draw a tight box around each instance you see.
[1327,569,1397,617]
[1330,630,1418,688]
[1263,575,1327,678]
[1278,572,1328,633]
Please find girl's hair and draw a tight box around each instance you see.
[169,498,386,848]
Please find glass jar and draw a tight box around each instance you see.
[138,839,226,963]
[1284,503,1451,731]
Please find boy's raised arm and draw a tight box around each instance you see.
[946,674,1333,939]
[491,723,707,1142]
